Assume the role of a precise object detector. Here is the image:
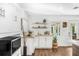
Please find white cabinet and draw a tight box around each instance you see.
[26,37,35,55]
[45,37,52,48]
[34,37,39,48]
[38,37,46,48]
[34,36,52,48]
[21,37,24,56]
[26,36,52,55]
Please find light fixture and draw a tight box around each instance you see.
[73,6,79,9]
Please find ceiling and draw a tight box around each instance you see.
[18,3,79,15]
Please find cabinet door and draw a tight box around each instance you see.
[34,37,39,48]
[39,37,45,48]
[21,38,24,56]
[45,37,52,48]
[26,38,34,55]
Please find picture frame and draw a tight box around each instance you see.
[63,22,67,28]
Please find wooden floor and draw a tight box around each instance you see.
[33,46,72,56]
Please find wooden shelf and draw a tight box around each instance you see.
[34,22,48,25]
[31,21,51,37]
[32,27,47,29]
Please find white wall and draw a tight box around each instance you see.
[0,3,28,38]
[29,14,79,35]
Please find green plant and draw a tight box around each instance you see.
[51,27,53,34]
[53,36,57,43]
[27,31,32,36]
[72,25,75,35]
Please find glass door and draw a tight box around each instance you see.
[70,23,76,39]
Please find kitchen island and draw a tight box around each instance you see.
[26,35,73,56]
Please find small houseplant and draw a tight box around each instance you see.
[53,37,57,43]
[52,36,58,48]
[43,19,46,23]
[27,31,32,37]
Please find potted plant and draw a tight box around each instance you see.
[43,19,46,23]
[27,31,32,37]
[52,36,58,49]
